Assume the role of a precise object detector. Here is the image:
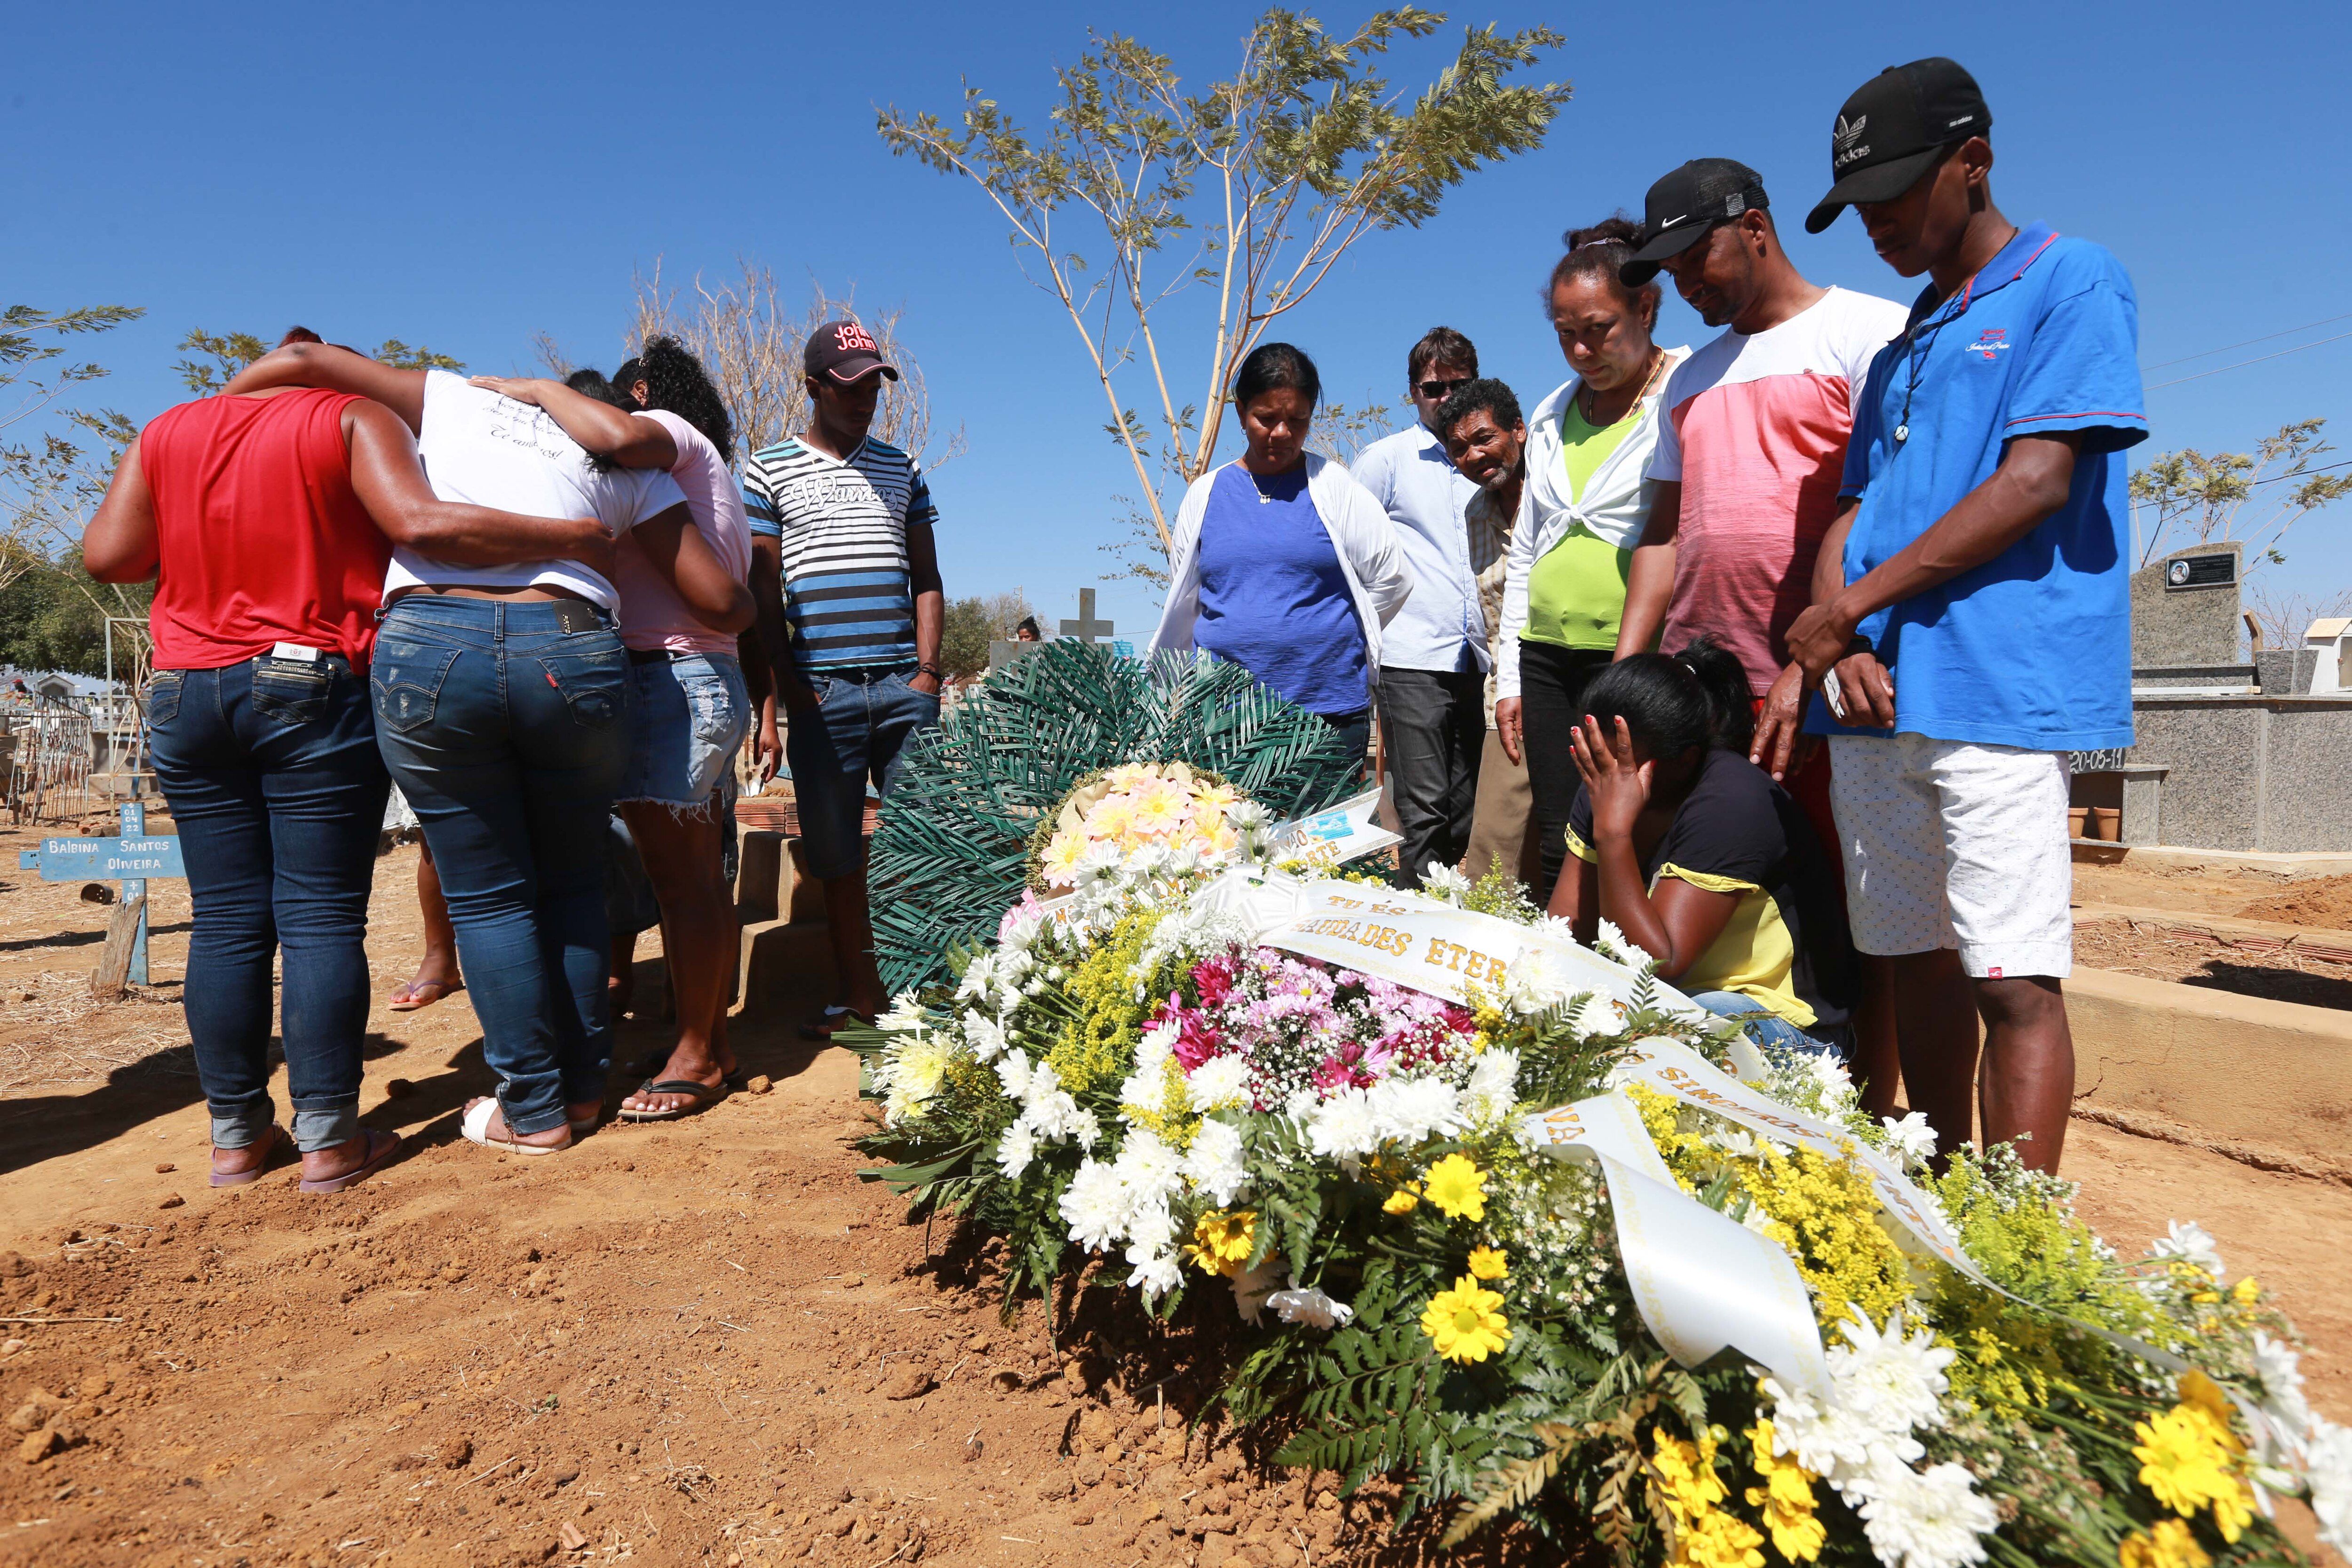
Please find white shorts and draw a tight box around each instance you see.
[1828,733,2073,979]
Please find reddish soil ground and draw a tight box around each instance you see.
[2074,860,2352,928]
[2074,920,2352,1008]
[0,828,2345,1568]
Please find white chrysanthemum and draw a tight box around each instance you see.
[1306,1087,1380,1159]
[1533,913,1577,940]
[1831,1311,1954,1439]
[1855,1456,1998,1568]
[1133,1019,1178,1075]
[1420,861,1471,904]
[1186,1053,1252,1111]
[962,1009,1008,1061]
[2304,1418,2352,1558]
[1501,950,1567,1013]
[1127,1246,1184,1298]
[1808,1051,1856,1102]
[1124,1198,1175,1256]
[1184,1118,1249,1206]
[2251,1331,2312,1440]
[994,1123,1037,1179]
[876,991,928,1034]
[1568,992,1627,1038]
[890,1035,955,1099]
[1266,1278,1355,1330]
[1230,1258,1280,1324]
[1059,1161,1129,1250]
[2153,1218,2225,1278]
[1282,1086,1323,1124]
[882,1081,927,1128]
[1880,1110,1938,1170]
[1224,800,1271,832]
[1463,1048,1520,1122]
[1111,1128,1185,1199]
[1367,1075,1463,1145]
[994,1048,1037,1102]
[1066,1106,1103,1150]
[1596,915,1633,960]
[956,953,999,1003]
[1117,1065,1169,1118]
[1763,1376,1919,1482]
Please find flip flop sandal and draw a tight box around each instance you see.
[459,1099,572,1156]
[209,1123,290,1187]
[298,1129,402,1194]
[797,1005,872,1042]
[388,978,464,1013]
[623,1050,751,1086]
[616,1078,733,1123]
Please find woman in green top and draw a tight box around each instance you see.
[1494,215,1688,893]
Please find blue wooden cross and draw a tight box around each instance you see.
[18,802,184,986]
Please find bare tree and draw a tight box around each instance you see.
[879,8,1569,579]
[556,259,965,470]
[2244,580,2352,655]
[2131,418,2352,572]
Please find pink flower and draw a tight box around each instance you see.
[1173,1010,1227,1071]
[996,890,1044,945]
[1192,954,1237,1006]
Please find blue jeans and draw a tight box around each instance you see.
[1690,990,1850,1064]
[371,597,630,1136]
[146,655,389,1154]
[783,665,941,878]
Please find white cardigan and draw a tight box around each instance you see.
[1148,454,1412,690]
[1494,349,1688,700]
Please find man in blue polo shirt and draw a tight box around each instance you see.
[1769,58,2145,1174]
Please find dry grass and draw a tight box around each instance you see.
[0,971,191,1095]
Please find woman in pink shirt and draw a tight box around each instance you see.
[473,339,755,1122]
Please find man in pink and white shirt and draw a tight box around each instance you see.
[1614,159,1908,698]
[1612,157,1907,1114]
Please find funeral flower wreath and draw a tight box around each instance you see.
[847,658,2347,1568]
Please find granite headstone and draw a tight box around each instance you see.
[2129,541,2242,667]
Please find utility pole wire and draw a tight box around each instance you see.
[2142,310,2352,371]
[2145,330,2352,390]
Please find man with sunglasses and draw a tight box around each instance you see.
[1352,326,1488,886]
[1769,58,2147,1174]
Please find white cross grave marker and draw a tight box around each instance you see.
[1059,589,1115,645]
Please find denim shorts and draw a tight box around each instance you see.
[1689,989,1851,1063]
[783,664,941,879]
[620,651,749,813]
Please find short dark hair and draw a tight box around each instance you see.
[1232,342,1321,411]
[1545,214,1661,318]
[1436,378,1522,442]
[277,326,324,348]
[1407,326,1478,384]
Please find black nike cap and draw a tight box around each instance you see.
[1620,159,1770,287]
[1805,58,1993,234]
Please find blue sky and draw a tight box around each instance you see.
[8,0,2350,641]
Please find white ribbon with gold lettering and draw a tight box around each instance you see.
[1523,1091,1833,1397]
[1239,877,1703,1023]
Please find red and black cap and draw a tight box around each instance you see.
[804,319,900,384]
[1805,58,1993,233]
[1620,159,1769,287]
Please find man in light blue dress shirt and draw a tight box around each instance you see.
[1352,327,1488,888]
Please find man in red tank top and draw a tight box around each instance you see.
[84,355,611,1194]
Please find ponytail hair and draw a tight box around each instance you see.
[1580,637,1754,758]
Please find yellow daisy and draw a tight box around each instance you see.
[1183,1209,1257,1278]
[1422,1154,1488,1222]
[2120,1519,2212,1568]
[1419,1275,1510,1363]
[1465,1245,1508,1281]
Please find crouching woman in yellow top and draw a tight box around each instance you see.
[1548,637,1859,1060]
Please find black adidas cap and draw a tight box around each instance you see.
[1620,159,1770,287]
[1805,58,1993,234]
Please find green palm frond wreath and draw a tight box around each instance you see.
[866,641,1365,993]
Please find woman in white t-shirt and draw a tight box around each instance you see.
[471,339,761,1125]
[224,343,753,1158]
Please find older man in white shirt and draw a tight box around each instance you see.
[1351,327,1488,888]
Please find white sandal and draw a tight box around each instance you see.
[460,1098,572,1156]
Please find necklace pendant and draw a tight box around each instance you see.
[1894,424,1909,444]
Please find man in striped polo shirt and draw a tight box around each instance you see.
[743,320,946,1039]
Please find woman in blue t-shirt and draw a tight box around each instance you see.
[1550,638,1859,1061]
[1147,344,1410,766]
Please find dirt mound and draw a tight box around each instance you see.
[2237,876,2352,931]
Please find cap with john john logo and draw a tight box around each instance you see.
[1805,57,1993,233]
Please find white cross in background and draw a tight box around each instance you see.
[1059,588,1115,645]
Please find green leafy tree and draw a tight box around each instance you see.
[175,328,463,394]
[1,304,144,600]
[939,589,1039,679]
[878,8,1570,581]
